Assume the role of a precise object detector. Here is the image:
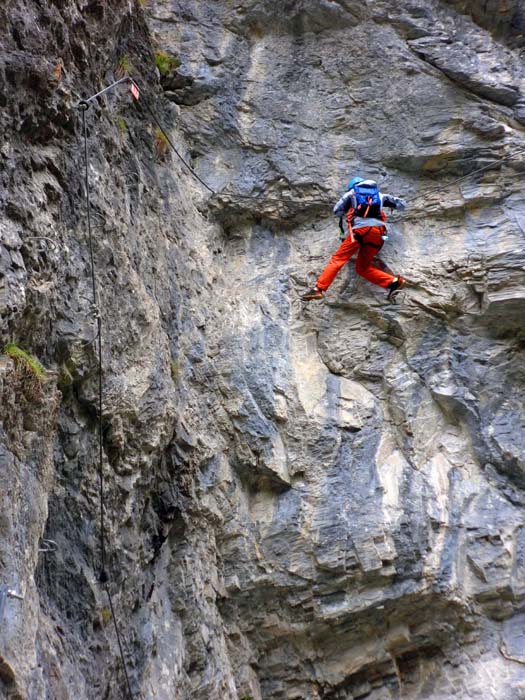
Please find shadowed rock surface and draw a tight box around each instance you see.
[1,1,525,699]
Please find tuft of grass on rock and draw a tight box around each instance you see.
[154,126,169,159]
[100,607,112,626]
[116,54,132,77]
[154,50,181,76]
[3,343,46,382]
[170,359,181,383]
[115,117,128,137]
[57,363,74,392]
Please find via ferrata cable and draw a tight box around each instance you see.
[79,101,106,584]
[408,146,525,205]
[79,76,524,214]
[79,98,134,700]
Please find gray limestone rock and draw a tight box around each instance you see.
[2,1,525,699]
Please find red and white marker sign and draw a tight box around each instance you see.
[130,81,140,101]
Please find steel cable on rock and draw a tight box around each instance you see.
[74,75,525,697]
[85,76,525,216]
[79,99,134,700]
[105,583,134,699]
[79,103,106,581]
[137,93,216,195]
[407,145,525,205]
[131,82,332,208]
[130,77,525,214]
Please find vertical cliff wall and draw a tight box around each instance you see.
[1,1,525,699]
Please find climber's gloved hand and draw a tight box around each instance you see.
[395,198,407,211]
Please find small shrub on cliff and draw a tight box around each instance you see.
[154,50,181,76]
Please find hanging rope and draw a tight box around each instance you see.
[89,77,330,207]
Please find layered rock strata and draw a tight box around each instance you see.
[1,1,525,699]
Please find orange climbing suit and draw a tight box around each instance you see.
[316,209,396,291]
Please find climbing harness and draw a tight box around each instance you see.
[353,230,382,248]
[336,180,391,243]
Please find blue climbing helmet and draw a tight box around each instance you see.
[347,176,364,191]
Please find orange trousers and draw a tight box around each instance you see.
[316,226,396,291]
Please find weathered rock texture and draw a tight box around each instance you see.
[1,1,525,699]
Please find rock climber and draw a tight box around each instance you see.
[302,177,407,301]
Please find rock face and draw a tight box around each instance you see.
[1,1,525,699]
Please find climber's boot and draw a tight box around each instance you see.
[302,287,325,301]
[386,276,406,302]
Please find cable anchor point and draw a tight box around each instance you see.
[0,585,25,626]
[39,539,58,553]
